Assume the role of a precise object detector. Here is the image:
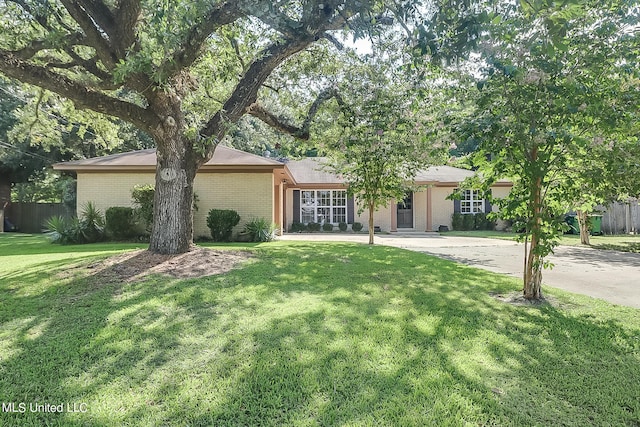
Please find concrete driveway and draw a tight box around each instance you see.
[280,233,640,309]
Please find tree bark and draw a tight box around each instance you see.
[148,135,198,254]
[577,210,591,245]
[368,202,375,245]
[524,176,543,300]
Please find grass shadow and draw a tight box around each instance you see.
[0,242,638,426]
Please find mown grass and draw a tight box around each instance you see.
[444,230,640,252]
[1,234,639,426]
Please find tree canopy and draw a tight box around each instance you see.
[460,0,640,299]
[0,0,485,253]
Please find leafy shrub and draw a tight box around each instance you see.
[79,201,105,243]
[131,185,154,231]
[338,222,348,231]
[206,209,241,242]
[462,214,475,231]
[322,223,334,231]
[105,207,137,239]
[244,218,278,242]
[352,222,363,232]
[45,215,76,244]
[289,221,307,232]
[45,202,104,244]
[451,213,463,231]
[473,212,486,230]
[307,222,321,232]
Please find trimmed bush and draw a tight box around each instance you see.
[289,221,307,232]
[206,209,241,242]
[338,222,348,232]
[307,222,321,232]
[462,214,475,231]
[105,207,137,239]
[352,222,363,232]
[451,213,463,231]
[244,218,278,242]
[131,185,154,232]
[322,223,334,232]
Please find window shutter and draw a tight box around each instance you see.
[347,195,355,224]
[484,190,492,213]
[454,199,461,214]
[293,190,300,223]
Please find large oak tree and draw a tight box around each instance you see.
[0,1,387,253]
[0,0,486,254]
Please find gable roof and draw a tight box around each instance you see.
[284,157,342,184]
[285,157,510,187]
[53,145,284,171]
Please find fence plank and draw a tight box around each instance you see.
[601,200,640,235]
[6,203,72,233]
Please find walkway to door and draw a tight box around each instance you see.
[280,233,640,309]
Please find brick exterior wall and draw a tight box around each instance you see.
[77,171,274,238]
[193,172,274,239]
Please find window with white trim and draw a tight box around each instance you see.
[301,190,347,224]
[461,190,484,214]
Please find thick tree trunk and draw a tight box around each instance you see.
[523,176,543,300]
[576,210,591,245]
[148,134,199,254]
[368,202,375,245]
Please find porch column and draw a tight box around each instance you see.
[274,183,284,236]
[426,187,433,232]
[391,198,397,232]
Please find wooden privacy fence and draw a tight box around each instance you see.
[600,199,640,235]
[4,203,72,233]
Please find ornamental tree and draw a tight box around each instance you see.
[324,57,448,244]
[464,0,638,300]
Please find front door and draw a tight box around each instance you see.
[397,193,413,228]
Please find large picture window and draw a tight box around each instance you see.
[301,190,348,224]
[461,190,484,214]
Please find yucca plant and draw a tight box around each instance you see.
[45,215,72,244]
[79,201,105,243]
[243,218,278,242]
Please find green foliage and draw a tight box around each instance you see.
[243,218,278,242]
[458,0,639,296]
[105,207,137,239]
[307,222,321,232]
[45,201,104,244]
[462,213,475,231]
[338,222,348,232]
[452,213,495,231]
[352,222,364,232]
[322,223,334,232]
[452,213,464,231]
[206,209,241,242]
[44,215,76,245]
[79,201,105,243]
[288,221,307,233]
[131,185,155,232]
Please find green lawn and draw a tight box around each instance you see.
[1,234,639,426]
[444,230,640,252]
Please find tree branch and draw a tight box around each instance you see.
[59,0,118,69]
[0,49,159,132]
[200,35,317,158]
[162,1,245,78]
[13,33,86,60]
[246,87,343,140]
[113,0,142,58]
